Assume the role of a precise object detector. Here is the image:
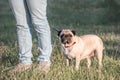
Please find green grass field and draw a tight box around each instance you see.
[0,0,120,80]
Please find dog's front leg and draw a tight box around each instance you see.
[66,58,70,66]
[75,57,80,71]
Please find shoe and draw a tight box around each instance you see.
[11,63,31,73]
[36,61,50,73]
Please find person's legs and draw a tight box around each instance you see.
[26,0,52,64]
[8,0,33,65]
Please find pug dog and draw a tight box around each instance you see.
[58,29,104,70]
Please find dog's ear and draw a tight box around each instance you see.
[52,28,62,36]
[57,30,62,36]
[71,30,76,36]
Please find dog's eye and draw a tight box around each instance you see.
[66,41,70,44]
[69,34,72,37]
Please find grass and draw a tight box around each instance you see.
[0,0,120,80]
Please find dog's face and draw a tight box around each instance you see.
[58,29,76,47]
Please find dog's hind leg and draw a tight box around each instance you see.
[96,49,103,69]
[87,57,91,69]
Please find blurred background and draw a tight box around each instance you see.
[48,0,120,25]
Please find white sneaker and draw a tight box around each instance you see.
[37,61,50,73]
[12,63,31,72]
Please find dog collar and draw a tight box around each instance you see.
[65,42,76,48]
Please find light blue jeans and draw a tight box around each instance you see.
[8,0,52,65]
